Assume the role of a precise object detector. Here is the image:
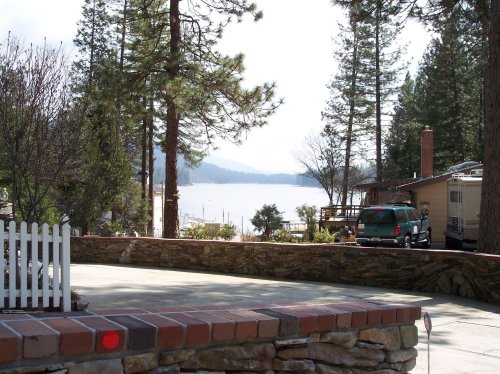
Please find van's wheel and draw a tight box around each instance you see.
[422,230,432,249]
[402,235,411,249]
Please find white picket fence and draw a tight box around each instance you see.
[1,220,71,312]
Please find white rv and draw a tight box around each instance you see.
[444,171,482,249]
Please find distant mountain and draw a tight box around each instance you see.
[152,147,318,187]
[204,155,261,173]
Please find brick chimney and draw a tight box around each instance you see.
[421,126,433,178]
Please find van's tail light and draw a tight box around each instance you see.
[394,225,401,235]
[354,225,359,234]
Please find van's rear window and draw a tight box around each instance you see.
[359,210,395,224]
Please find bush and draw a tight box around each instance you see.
[183,223,237,241]
[219,224,237,240]
[272,228,292,242]
[184,223,208,239]
[251,204,283,240]
[100,221,125,237]
[313,228,335,243]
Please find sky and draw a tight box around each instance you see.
[0,0,431,174]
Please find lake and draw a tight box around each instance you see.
[178,183,330,233]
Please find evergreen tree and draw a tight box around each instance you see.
[412,10,484,173]
[391,0,498,253]
[384,72,421,179]
[68,0,138,233]
[332,0,406,182]
[251,204,283,240]
[322,5,374,207]
[162,0,282,238]
[73,0,112,91]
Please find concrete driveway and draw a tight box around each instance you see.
[71,263,500,374]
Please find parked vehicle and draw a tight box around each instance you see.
[444,172,482,249]
[355,204,432,248]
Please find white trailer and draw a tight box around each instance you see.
[444,171,482,249]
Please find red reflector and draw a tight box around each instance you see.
[102,331,120,350]
[394,226,401,235]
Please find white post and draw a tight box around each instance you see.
[0,220,4,309]
[8,220,16,308]
[31,222,39,308]
[52,224,60,308]
[61,221,71,312]
[20,222,28,308]
[42,223,49,308]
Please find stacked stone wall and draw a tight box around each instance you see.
[72,237,500,305]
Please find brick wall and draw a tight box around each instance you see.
[0,301,421,373]
[71,237,500,305]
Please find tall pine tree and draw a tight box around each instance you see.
[322,4,374,207]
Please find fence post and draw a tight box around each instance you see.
[31,222,39,309]
[52,224,60,308]
[8,220,16,308]
[42,223,50,308]
[61,222,71,312]
[20,222,28,308]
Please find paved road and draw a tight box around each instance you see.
[71,263,500,374]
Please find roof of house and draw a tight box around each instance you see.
[355,164,483,192]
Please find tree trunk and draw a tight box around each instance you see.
[163,0,181,238]
[342,29,359,209]
[148,96,154,237]
[141,96,147,201]
[375,0,383,182]
[478,0,500,254]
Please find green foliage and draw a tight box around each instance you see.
[183,223,237,241]
[99,221,125,237]
[183,223,208,240]
[384,73,422,179]
[412,13,484,172]
[296,204,318,242]
[312,228,336,244]
[219,224,237,241]
[271,228,301,243]
[385,7,485,177]
[251,204,283,240]
[58,93,133,233]
[117,182,149,236]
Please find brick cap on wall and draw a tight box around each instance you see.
[0,300,421,367]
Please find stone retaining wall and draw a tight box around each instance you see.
[71,237,500,305]
[0,301,421,373]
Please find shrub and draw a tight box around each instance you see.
[272,228,292,242]
[100,221,125,237]
[184,223,208,239]
[313,228,335,243]
[219,224,237,240]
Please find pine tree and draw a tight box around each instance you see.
[385,72,422,179]
[68,0,136,233]
[73,0,112,91]
[412,10,484,173]
[393,0,497,254]
[162,0,281,238]
[322,5,374,207]
[332,0,406,182]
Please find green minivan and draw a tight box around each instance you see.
[355,205,432,248]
